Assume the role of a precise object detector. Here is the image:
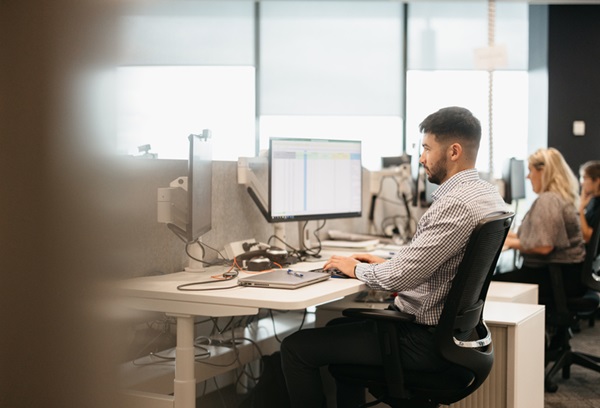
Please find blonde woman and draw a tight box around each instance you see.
[579,160,600,243]
[494,148,586,300]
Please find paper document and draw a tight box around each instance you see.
[321,239,380,251]
[328,230,381,242]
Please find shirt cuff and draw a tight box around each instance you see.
[354,262,375,282]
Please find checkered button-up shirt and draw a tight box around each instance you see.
[355,169,508,325]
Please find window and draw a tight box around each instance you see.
[259,1,404,170]
[406,2,529,177]
[116,66,255,160]
[113,0,531,169]
[406,71,528,177]
[115,1,255,160]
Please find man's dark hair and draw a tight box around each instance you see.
[419,107,481,156]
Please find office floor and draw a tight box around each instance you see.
[544,317,600,408]
[196,316,600,408]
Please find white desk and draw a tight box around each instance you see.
[115,268,365,408]
[487,281,538,304]
[115,272,539,408]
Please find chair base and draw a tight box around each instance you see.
[545,348,600,392]
[360,394,440,408]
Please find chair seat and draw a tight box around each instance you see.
[543,291,600,318]
[571,290,600,312]
[330,364,475,404]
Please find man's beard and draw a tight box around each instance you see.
[425,157,447,185]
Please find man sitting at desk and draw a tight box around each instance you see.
[280,106,508,407]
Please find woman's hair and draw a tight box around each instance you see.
[580,160,600,180]
[529,148,579,206]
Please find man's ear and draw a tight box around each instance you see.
[448,142,462,162]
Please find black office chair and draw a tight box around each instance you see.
[544,218,600,392]
[329,212,514,408]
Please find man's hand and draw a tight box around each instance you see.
[350,253,386,264]
[580,190,592,213]
[322,253,386,278]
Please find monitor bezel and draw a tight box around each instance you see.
[502,157,526,204]
[268,137,362,223]
[186,133,213,242]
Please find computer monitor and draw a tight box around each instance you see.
[502,157,526,204]
[188,132,213,242]
[268,138,362,222]
[165,132,213,243]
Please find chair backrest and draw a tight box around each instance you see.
[546,215,600,330]
[582,216,600,291]
[434,211,514,400]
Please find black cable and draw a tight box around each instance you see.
[197,240,231,264]
[267,234,310,265]
[302,220,326,257]
[132,345,212,366]
[268,308,308,343]
[211,316,236,336]
[195,317,213,326]
[149,345,211,361]
[185,241,231,267]
[176,273,239,291]
[267,234,299,254]
[232,336,265,392]
[199,381,208,399]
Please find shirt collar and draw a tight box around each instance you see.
[431,169,479,202]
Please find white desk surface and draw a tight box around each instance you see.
[115,272,537,318]
[115,268,366,317]
[483,300,545,325]
[487,281,538,304]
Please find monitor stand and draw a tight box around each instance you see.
[184,240,205,272]
[273,223,286,247]
[298,221,322,262]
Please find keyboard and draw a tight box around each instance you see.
[309,267,350,279]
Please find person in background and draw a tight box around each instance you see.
[579,160,600,243]
[280,106,507,408]
[494,148,586,301]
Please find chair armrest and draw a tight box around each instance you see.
[342,308,417,323]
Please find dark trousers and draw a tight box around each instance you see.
[280,316,445,408]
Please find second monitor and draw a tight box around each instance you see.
[269,137,363,223]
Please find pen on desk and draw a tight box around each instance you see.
[287,269,304,278]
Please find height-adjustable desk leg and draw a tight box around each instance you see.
[169,313,196,408]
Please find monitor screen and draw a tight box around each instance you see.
[187,133,213,242]
[502,157,526,204]
[269,138,362,222]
